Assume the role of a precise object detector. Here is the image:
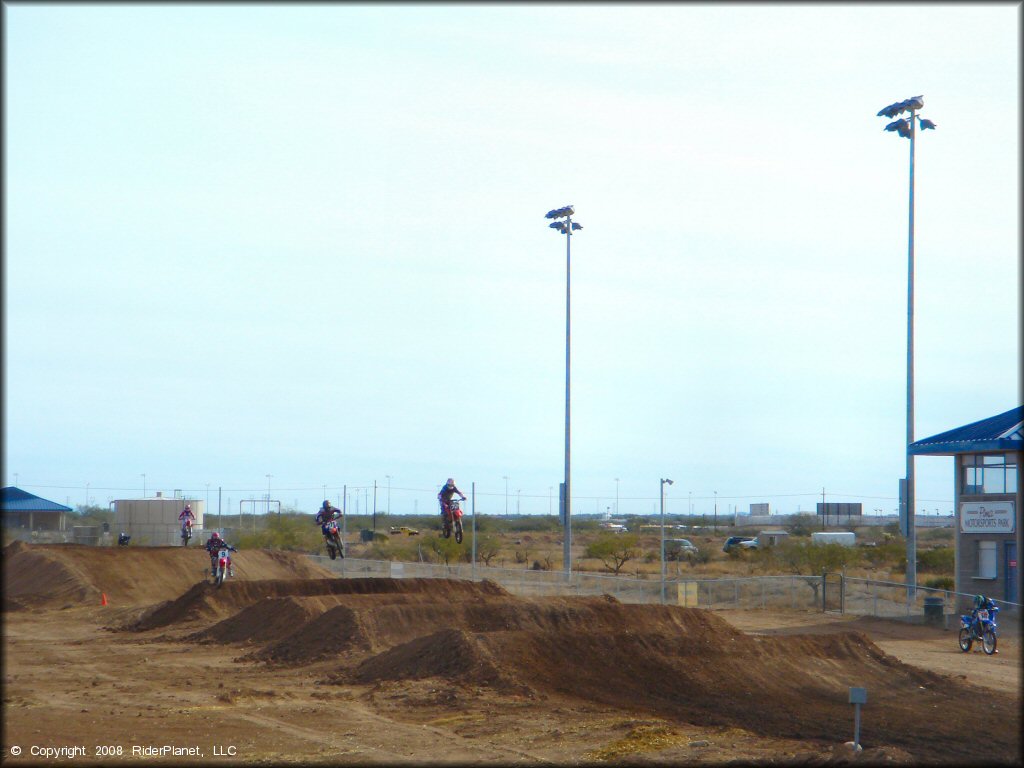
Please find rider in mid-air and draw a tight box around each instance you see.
[205,531,236,578]
[316,500,341,531]
[316,500,342,545]
[178,504,196,539]
[437,478,467,523]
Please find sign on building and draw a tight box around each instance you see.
[959,501,1015,534]
[750,503,769,515]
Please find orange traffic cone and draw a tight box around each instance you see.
[101,593,108,606]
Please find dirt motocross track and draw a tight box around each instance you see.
[3,542,1021,765]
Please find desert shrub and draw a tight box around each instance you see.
[474,535,501,565]
[234,513,319,552]
[924,576,955,591]
[584,534,641,575]
[691,547,712,565]
[426,534,463,565]
[772,540,860,575]
[917,546,955,575]
[787,514,819,537]
[862,539,905,569]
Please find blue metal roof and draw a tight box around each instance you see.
[909,407,1024,456]
[1,487,74,513]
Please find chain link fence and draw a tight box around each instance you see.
[308,555,1020,625]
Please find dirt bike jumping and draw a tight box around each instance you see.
[438,478,466,544]
[316,500,344,560]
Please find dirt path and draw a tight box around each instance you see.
[3,544,1020,765]
[716,608,1020,697]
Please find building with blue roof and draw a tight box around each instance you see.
[910,407,1022,607]
[1,486,74,535]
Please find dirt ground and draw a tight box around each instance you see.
[3,542,1021,766]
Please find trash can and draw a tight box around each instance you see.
[923,596,944,626]
[359,529,375,543]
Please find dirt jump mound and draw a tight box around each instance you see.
[2,542,334,611]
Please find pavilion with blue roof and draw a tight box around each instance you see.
[910,406,1022,608]
[1,487,73,534]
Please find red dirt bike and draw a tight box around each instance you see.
[180,519,193,546]
[442,498,464,544]
[212,546,236,587]
[322,519,344,560]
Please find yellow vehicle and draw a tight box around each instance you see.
[389,526,420,536]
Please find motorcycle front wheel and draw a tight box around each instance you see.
[215,567,225,587]
[982,629,997,655]
[958,628,973,652]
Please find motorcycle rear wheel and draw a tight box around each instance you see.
[958,628,973,652]
[442,519,452,539]
[454,519,463,544]
[982,629,997,655]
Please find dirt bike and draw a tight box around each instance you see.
[442,498,464,544]
[180,519,193,546]
[958,604,999,655]
[212,546,236,587]
[117,532,131,546]
[322,519,344,560]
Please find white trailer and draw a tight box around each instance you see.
[810,531,856,547]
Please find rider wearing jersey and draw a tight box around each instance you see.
[178,504,196,536]
[971,594,996,623]
[205,531,236,577]
[315,500,342,537]
[437,478,467,521]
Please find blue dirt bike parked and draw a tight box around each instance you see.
[958,602,998,655]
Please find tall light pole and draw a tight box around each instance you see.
[266,474,273,516]
[503,476,509,516]
[385,475,391,516]
[878,94,936,593]
[615,478,620,516]
[714,490,718,533]
[660,478,673,604]
[546,204,582,577]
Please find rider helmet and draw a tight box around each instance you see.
[447,478,455,486]
[210,531,221,540]
[322,500,331,509]
[185,504,191,511]
[974,594,985,609]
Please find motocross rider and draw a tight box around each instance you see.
[437,478,467,523]
[315,500,342,545]
[178,504,196,537]
[205,531,236,578]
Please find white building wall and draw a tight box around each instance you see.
[114,498,204,546]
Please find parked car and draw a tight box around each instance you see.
[723,536,757,553]
[665,538,699,561]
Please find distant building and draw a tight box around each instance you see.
[1,486,73,533]
[910,406,1022,608]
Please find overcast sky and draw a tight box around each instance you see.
[4,4,1019,519]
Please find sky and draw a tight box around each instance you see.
[3,3,1020,520]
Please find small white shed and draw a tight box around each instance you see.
[757,530,790,547]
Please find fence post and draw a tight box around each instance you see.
[821,573,827,612]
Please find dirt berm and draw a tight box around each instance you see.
[4,542,1021,764]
